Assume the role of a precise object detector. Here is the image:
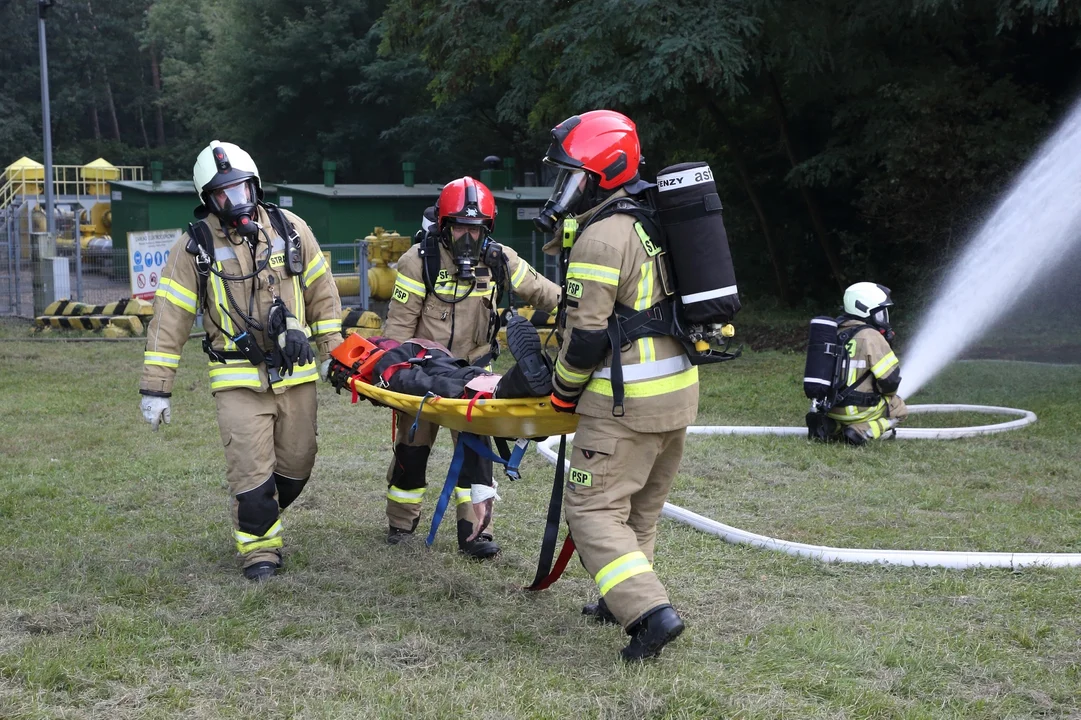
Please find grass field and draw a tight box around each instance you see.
[2,317,1081,719]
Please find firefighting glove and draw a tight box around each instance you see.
[140,395,171,431]
[267,298,314,376]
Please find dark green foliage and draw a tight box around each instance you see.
[1,0,1079,301]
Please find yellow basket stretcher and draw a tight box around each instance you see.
[343,376,579,439]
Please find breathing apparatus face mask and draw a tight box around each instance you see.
[447,223,486,282]
[872,306,896,342]
[208,179,258,239]
[534,167,589,235]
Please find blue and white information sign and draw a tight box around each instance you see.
[128,229,181,300]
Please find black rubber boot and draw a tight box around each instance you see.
[621,605,685,662]
[805,411,837,442]
[841,426,868,446]
[243,560,280,582]
[457,519,501,560]
[387,516,420,545]
[494,315,552,398]
[582,597,619,625]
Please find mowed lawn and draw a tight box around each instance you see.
[2,318,1080,719]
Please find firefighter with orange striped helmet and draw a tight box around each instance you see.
[381,176,560,558]
[138,141,343,581]
[826,282,908,444]
[539,110,695,661]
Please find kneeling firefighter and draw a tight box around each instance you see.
[538,109,740,661]
[381,176,561,558]
[138,141,343,581]
[804,282,908,445]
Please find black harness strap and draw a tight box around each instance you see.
[525,435,570,591]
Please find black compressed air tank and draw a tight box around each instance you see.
[804,316,839,400]
[654,162,740,324]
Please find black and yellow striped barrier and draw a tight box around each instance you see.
[43,298,154,317]
[34,314,145,334]
[342,308,383,339]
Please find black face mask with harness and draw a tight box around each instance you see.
[803,316,893,439]
[546,161,743,416]
[413,212,517,367]
[184,201,306,378]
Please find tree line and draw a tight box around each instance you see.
[2,0,1079,303]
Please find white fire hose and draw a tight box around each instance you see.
[536,404,1081,569]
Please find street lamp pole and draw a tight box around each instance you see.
[38,0,56,236]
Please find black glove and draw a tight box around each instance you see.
[267,298,314,376]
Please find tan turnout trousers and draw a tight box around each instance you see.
[564,416,688,627]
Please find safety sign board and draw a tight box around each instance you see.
[129,229,181,300]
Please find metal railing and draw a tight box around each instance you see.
[0,163,144,214]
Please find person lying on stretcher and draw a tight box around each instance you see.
[326,315,554,545]
[328,313,555,402]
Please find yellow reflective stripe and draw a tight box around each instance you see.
[304,253,328,285]
[235,519,283,554]
[828,398,886,423]
[871,351,899,378]
[595,551,652,596]
[567,262,620,287]
[555,359,591,385]
[143,351,180,368]
[293,275,305,328]
[209,265,236,350]
[433,282,491,300]
[395,273,427,297]
[311,318,342,336]
[454,487,472,506]
[387,486,425,504]
[634,262,653,311]
[847,365,858,386]
[276,361,319,387]
[637,338,655,363]
[510,260,529,288]
[586,366,698,398]
[208,363,261,390]
[157,278,198,314]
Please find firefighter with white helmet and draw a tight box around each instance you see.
[139,141,343,580]
[823,282,908,445]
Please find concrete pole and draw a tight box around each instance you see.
[38,0,56,236]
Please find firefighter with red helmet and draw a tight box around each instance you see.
[381,176,561,558]
[539,110,696,661]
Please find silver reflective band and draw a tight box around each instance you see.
[593,354,692,381]
[656,167,713,192]
[215,246,238,261]
[804,377,831,385]
[811,318,838,326]
[681,285,738,304]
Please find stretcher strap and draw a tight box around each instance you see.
[409,392,438,443]
[465,391,492,422]
[426,436,468,547]
[425,433,532,546]
[527,534,575,591]
[525,434,570,591]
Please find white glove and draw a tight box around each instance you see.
[140,395,171,431]
[471,481,501,504]
[319,359,331,381]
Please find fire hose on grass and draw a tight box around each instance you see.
[536,404,1081,570]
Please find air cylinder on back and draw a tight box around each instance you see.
[804,316,839,400]
[654,162,740,324]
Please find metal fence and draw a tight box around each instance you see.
[0,220,559,319]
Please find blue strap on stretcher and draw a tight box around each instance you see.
[425,433,531,546]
